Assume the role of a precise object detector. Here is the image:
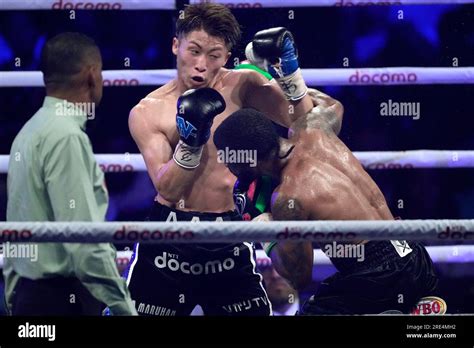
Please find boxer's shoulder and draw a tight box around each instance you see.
[210,68,239,90]
[230,67,272,87]
[130,83,177,128]
[271,159,317,217]
[135,82,176,111]
[270,184,309,220]
[215,67,265,90]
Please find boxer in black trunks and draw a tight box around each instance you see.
[213,101,439,314]
[125,3,316,315]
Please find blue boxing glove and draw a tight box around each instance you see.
[246,27,307,101]
[173,88,226,169]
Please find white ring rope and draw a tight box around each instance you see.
[1,67,473,87]
[0,0,472,10]
[256,245,474,266]
[191,0,474,6]
[1,150,473,174]
[0,245,471,270]
[0,220,473,243]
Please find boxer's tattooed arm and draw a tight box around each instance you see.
[241,69,312,127]
[270,197,313,290]
[291,88,344,136]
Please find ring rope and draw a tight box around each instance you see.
[1,150,473,174]
[0,0,473,10]
[0,245,472,270]
[0,220,473,243]
[1,67,473,87]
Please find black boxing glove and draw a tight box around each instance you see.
[246,27,307,101]
[173,88,226,169]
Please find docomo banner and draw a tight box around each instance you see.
[0,0,175,10]
[1,220,474,243]
[1,150,474,173]
[1,67,473,87]
[311,67,474,86]
[189,0,474,7]
[2,0,474,9]
[0,70,175,88]
[357,150,474,170]
[94,153,145,172]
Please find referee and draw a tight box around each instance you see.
[3,32,137,315]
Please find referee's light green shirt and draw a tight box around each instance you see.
[4,96,137,315]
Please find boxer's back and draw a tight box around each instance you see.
[281,116,394,221]
[130,68,246,212]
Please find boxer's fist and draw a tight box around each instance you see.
[173,88,225,169]
[176,88,225,147]
[248,27,299,78]
[253,212,273,222]
[246,28,307,101]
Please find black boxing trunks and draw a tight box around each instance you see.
[299,240,439,315]
[124,201,271,316]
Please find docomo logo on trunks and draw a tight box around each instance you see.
[154,252,235,275]
[52,0,123,10]
[349,70,417,85]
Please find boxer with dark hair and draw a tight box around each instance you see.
[214,92,439,314]
[125,2,317,315]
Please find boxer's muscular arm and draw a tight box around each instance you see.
[241,70,313,127]
[129,102,194,203]
[305,88,344,135]
[270,194,313,290]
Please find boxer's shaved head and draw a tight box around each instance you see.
[176,3,241,51]
[40,32,101,90]
[214,108,280,164]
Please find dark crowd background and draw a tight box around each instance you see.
[0,4,473,314]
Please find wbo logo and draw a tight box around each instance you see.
[411,296,447,315]
[176,116,197,139]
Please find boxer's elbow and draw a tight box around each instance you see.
[330,99,344,135]
[155,180,183,204]
[273,242,313,290]
[289,263,313,291]
[275,265,312,291]
[154,164,185,203]
[333,99,344,119]
[155,182,181,204]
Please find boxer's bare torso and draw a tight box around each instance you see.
[132,68,243,212]
[265,96,394,288]
[129,27,313,214]
[272,110,394,223]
